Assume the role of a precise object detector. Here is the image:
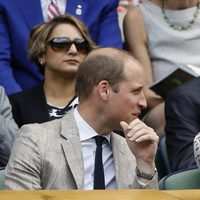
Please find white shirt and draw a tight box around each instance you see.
[74,108,117,190]
[40,0,67,21]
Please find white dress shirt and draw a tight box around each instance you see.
[40,0,67,21]
[74,108,117,190]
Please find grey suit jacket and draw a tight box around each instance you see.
[0,86,18,166]
[4,110,157,190]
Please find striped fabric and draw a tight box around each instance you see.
[47,0,61,21]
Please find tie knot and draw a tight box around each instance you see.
[94,136,105,146]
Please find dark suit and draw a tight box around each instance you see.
[165,77,200,172]
[8,84,49,128]
[0,0,122,94]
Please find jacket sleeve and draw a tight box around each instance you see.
[4,124,42,190]
[165,89,199,171]
[0,9,22,94]
[0,86,19,166]
[97,0,123,48]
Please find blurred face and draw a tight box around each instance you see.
[42,23,87,76]
[107,59,147,129]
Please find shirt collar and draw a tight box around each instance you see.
[73,107,111,143]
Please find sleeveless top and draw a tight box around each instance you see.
[140,0,200,81]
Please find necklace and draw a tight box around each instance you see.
[160,0,200,31]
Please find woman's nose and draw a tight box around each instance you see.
[67,43,78,54]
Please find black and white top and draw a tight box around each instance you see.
[47,96,78,120]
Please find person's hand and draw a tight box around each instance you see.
[120,119,159,173]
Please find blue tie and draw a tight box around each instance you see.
[93,136,105,189]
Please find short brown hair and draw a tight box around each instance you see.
[27,14,96,74]
[75,48,134,101]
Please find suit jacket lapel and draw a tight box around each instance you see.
[16,0,44,29]
[111,133,133,189]
[60,111,84,189]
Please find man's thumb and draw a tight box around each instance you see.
[120,121,132,134]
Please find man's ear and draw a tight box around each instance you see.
[98,80,110,101]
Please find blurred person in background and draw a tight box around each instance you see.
[9,14,95,128]
[166,77,200,172]
[0,0,122,94]
[123,0,200,136]
[0,86,18,167]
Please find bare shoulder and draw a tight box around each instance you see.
[124,5,144,26]
[123,5,147,44]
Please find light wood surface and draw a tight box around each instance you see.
[0,190,182,200]
[164,190,200,200]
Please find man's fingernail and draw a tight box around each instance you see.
[127,133,131,137]
[127,125,132,129]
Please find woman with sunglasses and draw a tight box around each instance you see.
[123,0,200,137]
[8,14,96,128]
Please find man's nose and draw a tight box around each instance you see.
[139,91,147,109]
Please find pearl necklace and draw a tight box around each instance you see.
[161,0,200,31]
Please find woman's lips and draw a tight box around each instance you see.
[66,59,79,65]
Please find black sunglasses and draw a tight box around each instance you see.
[47,37,90,54]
